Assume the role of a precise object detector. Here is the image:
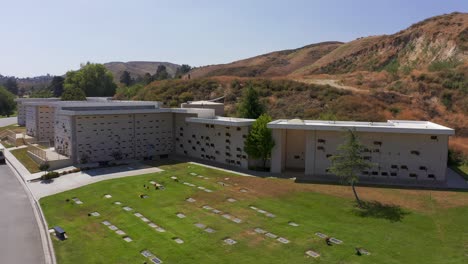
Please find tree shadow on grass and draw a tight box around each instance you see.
[354,201,410,222]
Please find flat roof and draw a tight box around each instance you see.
[58,107,215,118]
[267,119,455,135]
[186,116,255,126]
[183,100,224,105]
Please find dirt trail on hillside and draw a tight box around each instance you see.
[295,78,369,93]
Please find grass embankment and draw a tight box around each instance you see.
[40,162,468,264]
[10,147,40,173]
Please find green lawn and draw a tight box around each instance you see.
[40,162,468,264]
[10,147,41,173]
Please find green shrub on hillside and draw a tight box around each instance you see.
[428,59,462,72]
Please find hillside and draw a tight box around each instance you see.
[190,12,467,78]
[189,42,343,78]
[104,61,180,82]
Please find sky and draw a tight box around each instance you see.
[0,0,466,77]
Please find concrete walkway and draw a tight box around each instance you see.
[0,117,17,127]
[27,163,163,199]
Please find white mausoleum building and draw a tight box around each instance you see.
[16,98,454,185]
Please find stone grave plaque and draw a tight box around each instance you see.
[265,232,278,239]
[101,221,111,226]
[123,206,133,211]
[115,230,126,236]
[90,212,100,217]
[176,213,186,219]
[123,236,132,242]
[134,212,143,218]
[186,198,196,203]
[315,232,327,239]
[104,194,112,199]
[108,225,118,231]
[223,238,237,245]
[306,250,320,258]
[194,223,206,229]
[277,237,290,244]
[254,228,267,234]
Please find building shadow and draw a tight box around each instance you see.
[354,200,409,222]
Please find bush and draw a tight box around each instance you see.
[428,59,462,72]
[41,171,60,180]
[39,162,50,172]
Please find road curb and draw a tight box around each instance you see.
[4,148,56,264]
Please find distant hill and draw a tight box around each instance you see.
[190,12,467,78]
[104,61,181,82]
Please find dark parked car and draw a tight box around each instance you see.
[0,150,5,164]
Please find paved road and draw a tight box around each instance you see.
[0,117,18,127]
[0,163,45,264]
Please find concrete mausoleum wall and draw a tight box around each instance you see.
[271,129,450,181]
[174,115,251,169]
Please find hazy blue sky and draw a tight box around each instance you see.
[0,0,466,77]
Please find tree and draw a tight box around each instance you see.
[4,77,18,95]
[30,88,53,98]
[0,86,16,117]
[174,64,191,78]
[244,114,275,169]
[329,130,374,208]
[61,86,86,101]
[238,84,264,118]
[119,71,132,86]
[64,63,117,97]
[153,65,169,80]
[49,76,65,97]
[143,73,153,85]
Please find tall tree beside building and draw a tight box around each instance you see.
[49,76,65,97]
[329,130,374,208]
[0,86,16,116]
[238,84,264,119]
[244,114,275,169]
[119,71,133,86]
[64,63,117,97]
[4,77,18,95]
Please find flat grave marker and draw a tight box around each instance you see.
[115,230,126,236]
[232,218,242,224]
[176,213,186,219]
[151,257,163,264]
[141,217,150,223]
[173,237,184,244]
[148,223,158,228]
[265,213,276,218]
[195,223,206,229]
[134,213,143,218]
[123,236,132,242]
[288,221,299,227]
[306,250,320,258]
[108,225,118,231]
[202,205,213,210]
[227,198,237,203]
[155,227,166,233]
[330,237,343,244]
[239,189,248,193]
[254,228,267,234]
[114,201,122,205]
[315,232,328,239]
[190,172,197,176]
[104,194,112,199]
[223,238,237,245]
[222,214,232,220]
[212,209,222,214]
[123,206,133,211]
[186,197,196,203]
[72,198,83,204]
[265,232,278,239]
[149,181,156,185]
[277,237,290,244]
[356,247,370,255]
[101,221,111,226]
[90,212,100,217]
[204,227,215,233]
[141,250,153,258]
